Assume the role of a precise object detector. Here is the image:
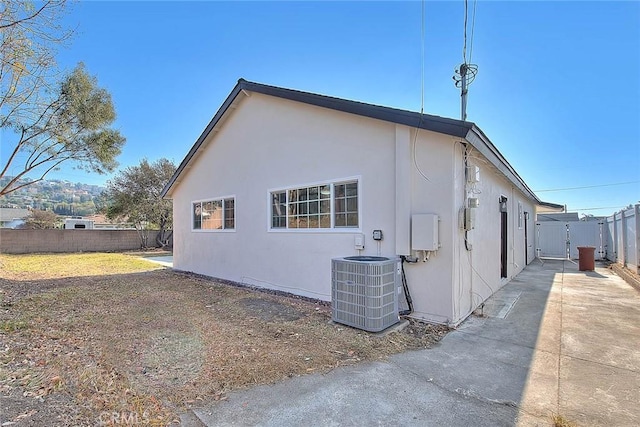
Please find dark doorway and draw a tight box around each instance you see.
[500,196,508,278]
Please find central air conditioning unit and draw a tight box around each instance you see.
[331,256,400,332]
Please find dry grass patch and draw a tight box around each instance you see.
[0,253,448,425]
[0,252,161,281]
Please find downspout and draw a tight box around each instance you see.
[451,141,459,323]
[512,187,517,273]
[459,141,474,316]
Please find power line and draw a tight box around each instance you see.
[469,0,478,63]
[413,0,430,182]
[463,0,468,62]
[421,0,425,114]
[570,206,629,211]
[534,180,640,192]
[462,0,478,63]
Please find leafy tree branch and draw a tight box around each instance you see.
[1,1,124,196]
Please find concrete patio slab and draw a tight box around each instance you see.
[560,355,640,426]
[517,349,559,418]
[192,357,520,427]
[142,255,173,267]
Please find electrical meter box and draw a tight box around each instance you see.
[411,214,440,251]
[464,207,476,230]
[466,165,480,183]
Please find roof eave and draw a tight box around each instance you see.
[464,125,554,206]
[240,79,474,137]
[163,79,557,213]
[537,201,566,211]
[161,80,247,198]
[161,79,474,198]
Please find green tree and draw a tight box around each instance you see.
[22,209,59,229]
[104,158,176,248]
[0,1,125,196]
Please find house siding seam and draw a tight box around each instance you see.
[395,125,411,256]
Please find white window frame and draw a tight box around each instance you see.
[192,195,236,232]
[267,176,362,233]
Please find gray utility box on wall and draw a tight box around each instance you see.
[412,213,440,251]
[331,256,400,332]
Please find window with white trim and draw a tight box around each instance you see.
[334,181,358,227]
[193,197,235,230]
[270,180,358,229]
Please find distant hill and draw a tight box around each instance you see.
[0,177,106,216]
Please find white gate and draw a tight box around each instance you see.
[536,222,569,258]
[535,221,604,260]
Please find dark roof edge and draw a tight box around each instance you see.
[464,126,539,203]
[464,125,560,207]
[162,80,245,197]
[163,79,560,211]
[162,79,474,197]
[239,79,473,138]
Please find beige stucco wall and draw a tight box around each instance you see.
[400,129,457,323]
[171,93,398,300]
[171,91,538,325]
[450,145,537,324]
[395,128,536,325]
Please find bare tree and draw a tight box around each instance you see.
[22,209,59,229]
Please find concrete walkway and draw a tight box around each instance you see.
[184,260,640,426]
[142,255,173,268]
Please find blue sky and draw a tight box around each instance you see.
[9,1,640,217]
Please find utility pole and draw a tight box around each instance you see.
[453,62,475,122]
[455,0,478,122]
[460,63,468,121]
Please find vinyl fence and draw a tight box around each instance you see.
[535,221,605,260]
[535,204,639,274]
[605,205,640,274]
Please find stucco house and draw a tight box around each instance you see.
[162,79,562,326]
[0,207,30,229]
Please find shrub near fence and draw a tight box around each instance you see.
[0,229,167,254]
[605,204,640,274]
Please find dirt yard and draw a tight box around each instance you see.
[0,253,448,426]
